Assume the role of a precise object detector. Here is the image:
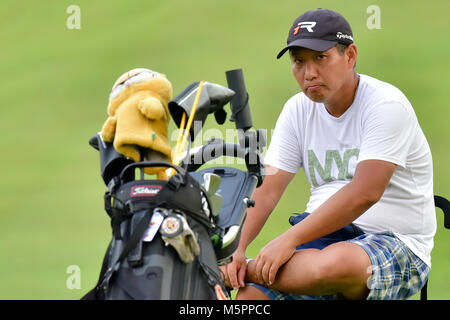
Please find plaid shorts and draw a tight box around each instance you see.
[247,232,430,300]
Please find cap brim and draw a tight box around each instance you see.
[276,39,337,59]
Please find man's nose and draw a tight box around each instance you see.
[304,61,318,81]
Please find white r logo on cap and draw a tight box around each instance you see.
[294,21,317,34]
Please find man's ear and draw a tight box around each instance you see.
[346,44,358,69]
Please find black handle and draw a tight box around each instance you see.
[120,161,185,181]
[434,195,450,229]
[226,69,253,131]
[184,141,246,172]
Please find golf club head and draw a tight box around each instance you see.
[168,81,235,141]
[202,173,223,217]
[203,172,221,195]
[208,193,223,217]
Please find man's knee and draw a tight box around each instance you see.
[315,242,371,298]
[236,285,270,300]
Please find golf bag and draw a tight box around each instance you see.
[83,151,227,300]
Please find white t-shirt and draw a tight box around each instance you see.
[265,74,436,267]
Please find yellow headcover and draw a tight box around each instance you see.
[101,68,173,180]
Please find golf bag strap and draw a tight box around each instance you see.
[81,208,153,300]
[103,183,177,280]
[84,182,175,299]
[93,207,152,295]
[116,209,153,268]
[198,260,228,300]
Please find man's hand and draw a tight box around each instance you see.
[219,250,247,290]
[254,233,297,286]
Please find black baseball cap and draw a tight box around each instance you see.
[277,8,354,59]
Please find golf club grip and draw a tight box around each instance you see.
[226,69,253,131]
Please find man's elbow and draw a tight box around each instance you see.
[348,181,385,208]
[359,188,384,207]
[350,159,396,208]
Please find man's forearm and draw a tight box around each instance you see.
[280,160,396,249]
[236,188,278,254]
[282,181,377,248]
[235,166,296,255]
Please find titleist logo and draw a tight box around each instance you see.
[131,185,162,197]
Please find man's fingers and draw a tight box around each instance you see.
[261,262,271,285]
[254,257,263,284]
[237,261,247,288]
[255,254,272,286]
[227,263,239,290]
[268,263,279,286]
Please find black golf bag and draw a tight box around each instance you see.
[83,69,265,300]
[82,154,226,299]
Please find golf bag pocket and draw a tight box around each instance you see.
[190,166,258,264]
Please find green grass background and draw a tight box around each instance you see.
[0,0,448,299]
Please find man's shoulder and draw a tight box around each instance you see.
[358,74,409,104]
[358,74,418,124]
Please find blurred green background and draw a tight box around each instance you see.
[0,0,448,299]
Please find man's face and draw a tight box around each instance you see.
[290,45,356,103]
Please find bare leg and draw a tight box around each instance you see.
[241,242,371,300]
[235,285,271,300]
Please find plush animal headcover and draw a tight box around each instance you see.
[101,68,173,180]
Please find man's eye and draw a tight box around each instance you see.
[317,55,326,60]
